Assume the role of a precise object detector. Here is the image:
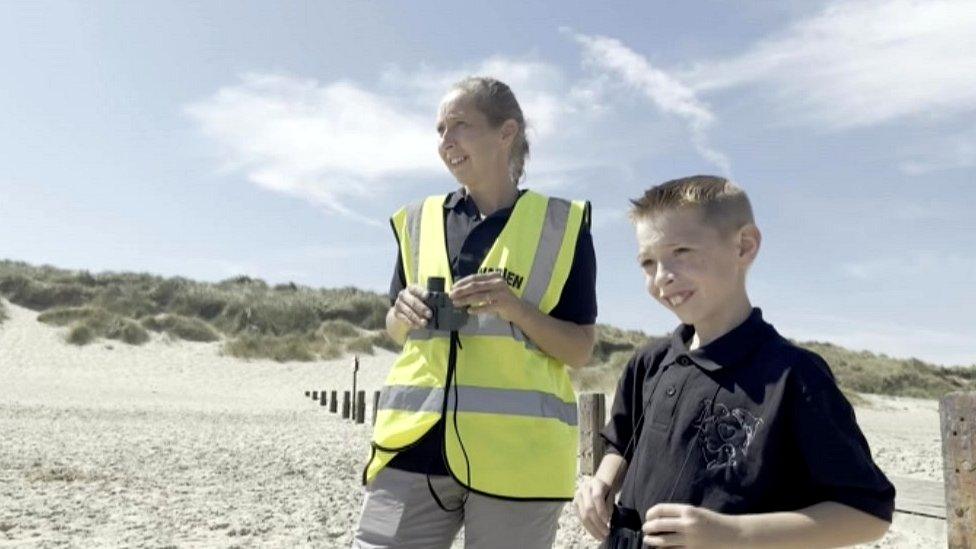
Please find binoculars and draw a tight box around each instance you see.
[601,506,646,549]
[423,277,469,331]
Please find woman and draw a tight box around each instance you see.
[354,77,597,548]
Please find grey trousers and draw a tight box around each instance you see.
[353,467,565,549]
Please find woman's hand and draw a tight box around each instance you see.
[393,285,432,328]
[574,476,612,541]
[449,272,525,323]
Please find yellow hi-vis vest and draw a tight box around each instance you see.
[364,190,588,500]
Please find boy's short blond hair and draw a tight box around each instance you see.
[629,175,755,235]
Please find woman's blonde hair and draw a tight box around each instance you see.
[451,76,529,185]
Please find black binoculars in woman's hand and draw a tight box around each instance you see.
[424,277,469,331]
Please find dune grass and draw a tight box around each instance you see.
[223,333,344,362]
[801,341,976,400]
[0,298,8,324]
[0,259,390,357]
[141,314,220,342]
[37,306,150,346]
[2,258,973,397]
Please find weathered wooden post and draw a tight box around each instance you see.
[329,390,337,413]
[311,390,318,401]
[356,390,366,424]
[940,392,976,548]
[342,391,351,419]
[319,390,327,407]
[352,355,360,417]
[372,390,381,426]
[304,390,310,398]
[579,393,606,476]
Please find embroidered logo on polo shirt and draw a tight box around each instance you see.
[478,266,525,290]
[694,400,763,478]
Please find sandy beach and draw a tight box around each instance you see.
[0,300,945,547]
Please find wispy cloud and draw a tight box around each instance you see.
[899,127,976,174]
[684,0,976,129]
[187,47,716,221]
[185,73,439,224]
[186,59,623,222]
[567,30,732,175]
[841,252,976,281]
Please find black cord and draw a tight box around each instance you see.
[664,381,722,502]
[426,330,470,512]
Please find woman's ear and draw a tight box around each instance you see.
[500,119,518,146]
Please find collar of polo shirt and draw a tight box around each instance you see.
[443,187,528,217]
[662,308,769,372]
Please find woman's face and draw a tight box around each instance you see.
[436,90,510,188]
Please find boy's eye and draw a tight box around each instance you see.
[674,248,690,255]
[640,259,656,268]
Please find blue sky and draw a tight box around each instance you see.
[1,1,973,365]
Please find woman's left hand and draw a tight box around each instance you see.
[449,272,525,323]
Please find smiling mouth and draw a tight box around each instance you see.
[664,291,694,307]
[448,155,468,167]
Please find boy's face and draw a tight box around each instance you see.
[634,207,754,328]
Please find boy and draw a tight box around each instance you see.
[574,176,894,548]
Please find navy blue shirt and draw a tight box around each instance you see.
[602,309,895,523]
[387,188,597,475]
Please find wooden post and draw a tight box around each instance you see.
[319,390,327,406]
[940,392,976,548]
[579,393,606,476]
[304,390,310,398]
[329,390,337,413]
[372,390,381,426]
[356,390,366,424]
[352,355,360,417]
[311,390,318,401]
[342,391,351,419]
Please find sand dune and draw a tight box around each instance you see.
[0,301,945,547]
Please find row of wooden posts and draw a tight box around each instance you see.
[303,389,381,425]
[303,380,975,548]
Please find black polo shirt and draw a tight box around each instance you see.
[602,308,895,523]
[387,188,597,475]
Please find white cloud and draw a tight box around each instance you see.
[684,0,976,129]
[186,73,440,224]
[188,60,622,222]
[899,128,976,174]
[568,31,732,175]
[187,57,678,220]
[841,252,976,280]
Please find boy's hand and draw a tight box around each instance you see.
[574,476,612,540]
[449,272,524,322]
[643,503,743,549]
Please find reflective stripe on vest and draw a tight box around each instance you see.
[378,384,578,426]
[369,190,586,500]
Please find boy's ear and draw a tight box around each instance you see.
[737,224,761,265]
